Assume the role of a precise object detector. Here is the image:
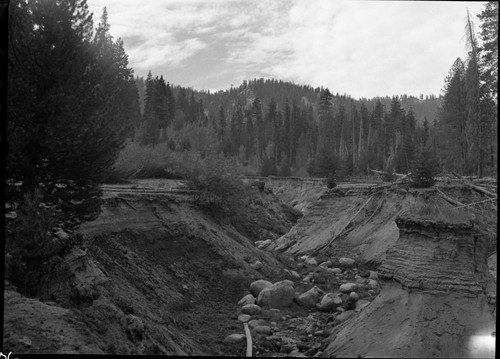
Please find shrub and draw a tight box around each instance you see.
[408,151,440,188]
[327,172,337,188]
[178,152,248,213]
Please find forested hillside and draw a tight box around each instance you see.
[133,76,447,177]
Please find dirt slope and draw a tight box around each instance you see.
[4,178,496,357]
[263,180,496,358]
[3,187,299,355]
[325,282,495,358]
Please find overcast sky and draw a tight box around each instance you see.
[86,0,487,99]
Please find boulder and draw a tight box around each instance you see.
[335,310,354,323]
[268,308,281,320]
[248,319,268,329]
[305,257,318,266]
[238,314,251,322]
[254,240,264,247]
[319,260,332,268]
[224,333,246,344]
[241,304,261,315]
[289,351,308,357]
[317,293,343,312]
[257,239,272,249]
[349,292,359,301]
[257,280,295,308]
[339,283,358,293]
[356,277,366,284]
[251,261,263,270]
[368,280,378,288]
[358,269,370,278]
[302,273,314,283]
[290,270,301,280]
[238,294,256,306]
[250,280,273,297]
[339,257,355,267]
[254,325,272,335]
[297,286,324,308]
[55,228,70,240]
[368,271,379,280]
[300,255,309,261]
[329,268,342,274]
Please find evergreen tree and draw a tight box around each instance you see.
[217,105,226,141]
[140,72,160,145]
[408,150,440,188]
[245,109,255,159]
[230,103,244,156]
[290,100,301,165]
[438,59,468,173]
[7,0,136,225]
[282,99,291,159]
[266,98,279,162]
[477,1,498,100]
[317,89,334,151]
[252,98,265,158]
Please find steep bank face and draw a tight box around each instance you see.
[324,283,495,358]
[4,189,299,355]
[379,216,487,293]
[270,187,403,264]
[323,192,496,358]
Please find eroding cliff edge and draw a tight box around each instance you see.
[379,216,487,293]
[324,199,496,358]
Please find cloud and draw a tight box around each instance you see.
[86,0,488,98]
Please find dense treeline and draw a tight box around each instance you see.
[134,74,441,178]
[431,3,498,177]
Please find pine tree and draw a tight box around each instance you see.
[217,105,226,142]
[477,1,498,100]
[438,58,468,173]
[408,150,440,188]
[230,103,244,156]
[140,72,160,145]
[282,99,291,159]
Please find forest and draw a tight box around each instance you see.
[6,0,498,228]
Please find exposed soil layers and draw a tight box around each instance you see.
[4,190,298,355]
[265,181,496,357]
[3,179,496,356]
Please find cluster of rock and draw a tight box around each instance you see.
[224,255,381,356]
[254,239,273,250]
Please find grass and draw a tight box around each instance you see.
[401,195,473,224]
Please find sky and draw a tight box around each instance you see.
[86,0,487,99]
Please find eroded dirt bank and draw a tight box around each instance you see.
[265,180,496,358]
[3,186,301,355]
[3,178,496,357]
